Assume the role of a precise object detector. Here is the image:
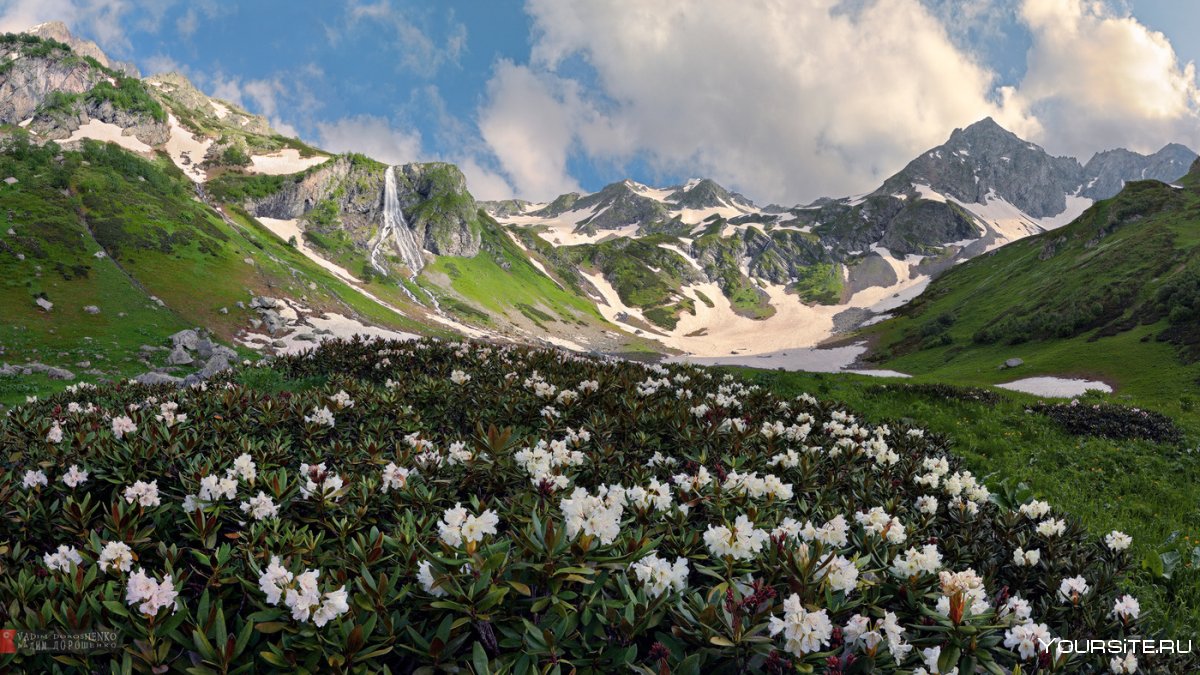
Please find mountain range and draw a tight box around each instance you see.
[1,22,1198,389]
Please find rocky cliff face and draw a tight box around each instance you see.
[27,21,139,77]
[245,156,483,268]
[0,37,104,124]
[1,31,168,145]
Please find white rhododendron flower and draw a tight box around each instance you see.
[232,454,257,484]
[891,544,943,578]
[1058,575,1090,604]
[1004,622,1053,660]
[450,369,471,384]
[820,555,859,595]
[123,480,161,507]
[240,492,279,520]
[1105,531,1132,551]
[380,463,415,492]
[843,611,911,664]
[629,551,689,598]
[1013,547,1041,567]
[98,541,133,574]
[304,406,335,427]
[916,496,938,514]
[1111,594,1140,621]
[999,595,1033,625]
[62,464,89,488]
[704,514,769,561]
[126,569,178,617]
[1036,518,1066,538]
[417,560,446,597]
[560,486,625,545]
[299,463,344,501]
[1110,652,1138,674]
[44,545,83,572]
[46,421,64,444]
[329,390,354,409]
[769,594,832,657]
[257,556,349,627]
[23,469,48,489]
[111,415,137,439]
[1020,500,1051,519]
[438,504,500,548]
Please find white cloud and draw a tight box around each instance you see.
[316,115,423,165]
[477,0,1031,204]
[477,61,585,200]
[475,0,1200,204]
[1009,0,1200,157]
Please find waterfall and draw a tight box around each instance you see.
[371,166,425,277]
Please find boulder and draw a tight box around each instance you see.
[170,329,200,350]
[35,297,53,312]
[82,305,100,314]
[261,310,287,334]
[135,372,182,386]
[195,338,214,359]
[1003,358,1024,369]
[197,354,232,380]
[250,296,279,309]
[166,345,193,366]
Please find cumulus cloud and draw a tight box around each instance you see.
[1009,0,1200,157]
[477,0,1031,204]
[474,0,1200,204]
[316,115,423,165]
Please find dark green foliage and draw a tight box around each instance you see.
[1031,401,1183,444]
[85,78,166,122]
[869,382,1002,406]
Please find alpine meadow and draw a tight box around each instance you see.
[2,5,1200,674]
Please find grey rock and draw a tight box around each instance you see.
[167,345,193,366]
[271,340,287,348]
[135,372,182,386]
[249,319,263,330]
[82,305,100,314]
[194,338,214,359]
[261,310,287,333]
[170,329,201,351]
[197,354,232,379]
[294,333,317,342]
[219,307,229,314]
[3,177,17,185]
[250,296,279,309]
[35,297,52,311]
[1003,358,1024,369]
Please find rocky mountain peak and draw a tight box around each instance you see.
[1080,142,1197,199]
[26,21,139,77]
[667,178,755,211]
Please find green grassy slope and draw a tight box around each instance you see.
[864,170,1200,412]
[0,135,441,404]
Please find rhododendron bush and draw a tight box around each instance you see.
[0,337,1187,673]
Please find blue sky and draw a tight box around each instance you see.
[3,0,1199,204]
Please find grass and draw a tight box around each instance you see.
[424,220,603,328]
[789,262,844,305]
[736,367,1200,636]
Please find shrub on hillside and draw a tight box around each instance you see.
[0,338,1186,672]
[1029,400,1183,444]
[870,382,1003,406]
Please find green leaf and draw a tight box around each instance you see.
[471,641,491,675]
